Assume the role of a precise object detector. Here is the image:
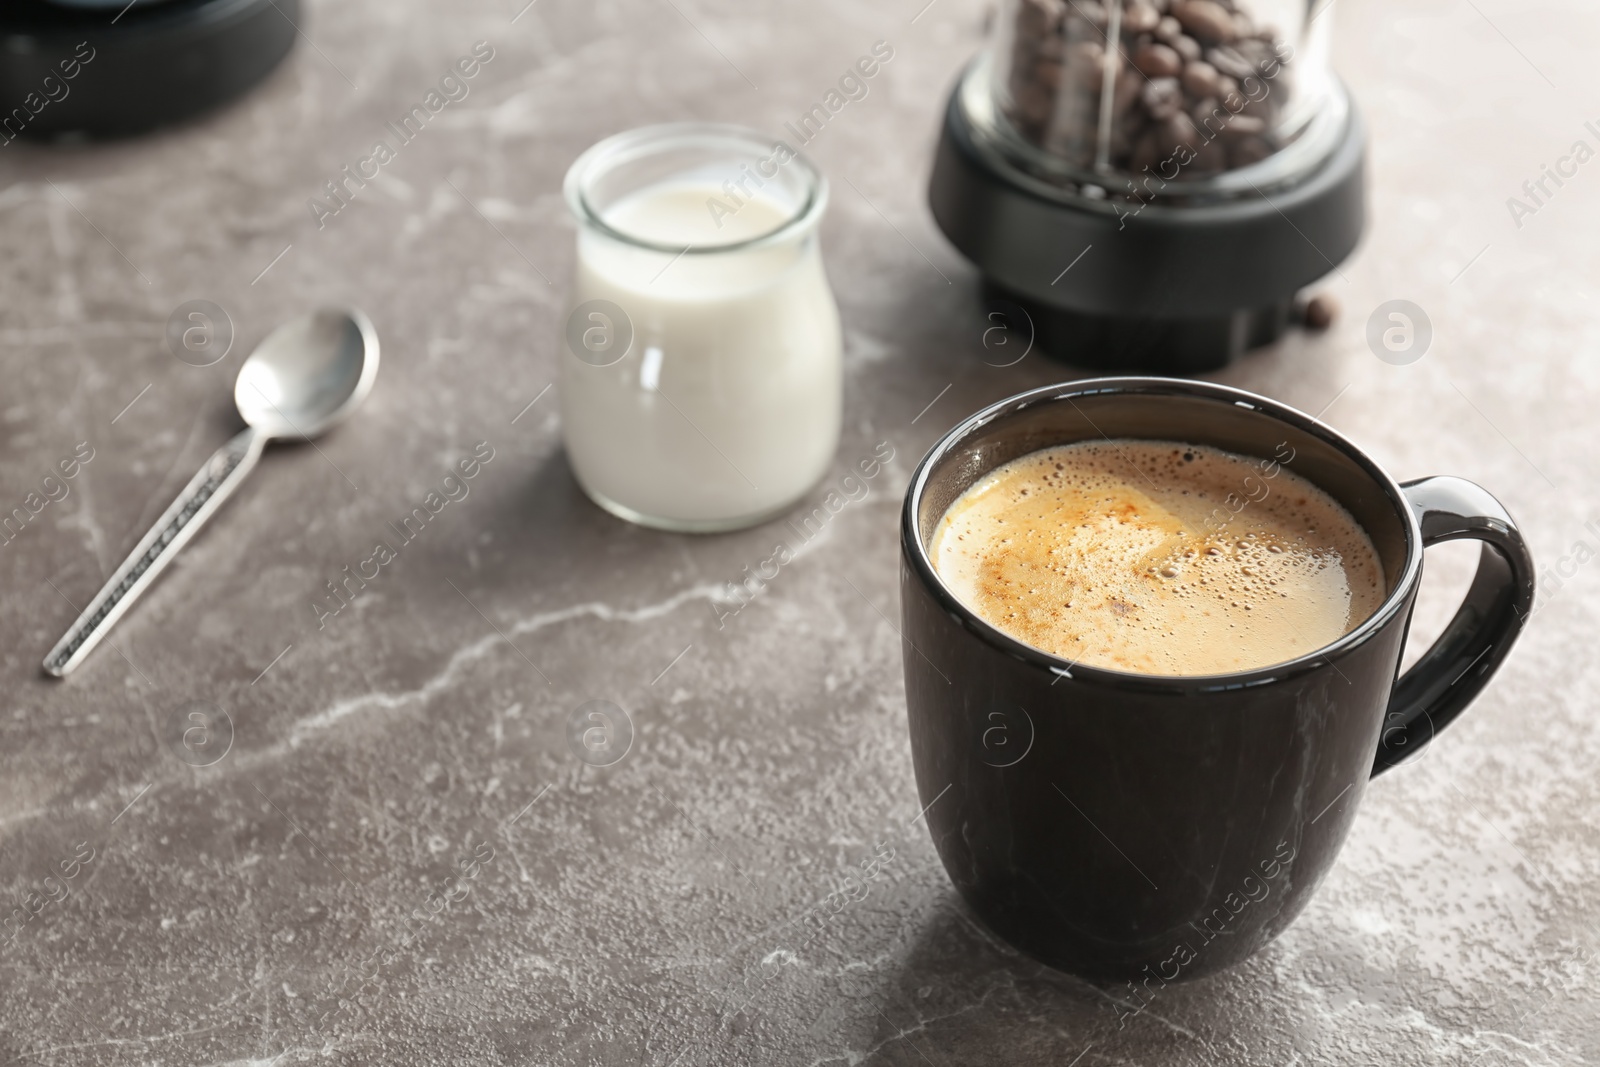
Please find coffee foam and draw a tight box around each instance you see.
[929,439,1386,676]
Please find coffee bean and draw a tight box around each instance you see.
[1206,45,1255,79]
[1072,1,1109,28]
[1062,14,1098,38]
[1113,66,1145,113]
[1236,39,1283,82]
[1232,37,1277,65]
[1171,0,1237,43]
[1123,2,1161,34]
[1252,51,1284,80]
[1181,59,1220,96]
[1034,33,1067,61]
[1133,41,1184,77]
[1241,87,1274,120]
[1155,15,1183,42]
[1162,111,1201,151]
[1065,40,1111,88]
[1194,103,1261,138]
[1216,112,1265,138]
[1301,294,1339,331]
[1141,77,1184,120]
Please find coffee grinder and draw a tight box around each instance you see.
[928,0,1364,371]
[0,0,297,139]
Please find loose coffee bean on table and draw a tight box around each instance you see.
[1299,293,1339,331]
[1003,0,1292,180]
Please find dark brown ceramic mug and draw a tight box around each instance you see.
[899,378,1534,984]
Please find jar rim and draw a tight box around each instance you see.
[563,122,828,254]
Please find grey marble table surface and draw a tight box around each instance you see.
[1,1,1597,1064]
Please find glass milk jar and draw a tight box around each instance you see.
[560,124,842,532]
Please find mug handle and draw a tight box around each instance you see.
[1371,477,1536,776]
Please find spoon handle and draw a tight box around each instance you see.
[43,427,267,678]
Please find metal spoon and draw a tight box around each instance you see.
[43,307,379,678]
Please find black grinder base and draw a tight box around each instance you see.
[0,0,298,140]
[982,281,1298,375]
[929,81,1366,373]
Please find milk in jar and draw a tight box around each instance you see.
[560,124,842,532]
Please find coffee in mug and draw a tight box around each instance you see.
[928,439,1386,675]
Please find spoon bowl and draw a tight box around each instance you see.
[234,308,379,440]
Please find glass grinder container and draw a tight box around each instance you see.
[929,0,1363,371]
